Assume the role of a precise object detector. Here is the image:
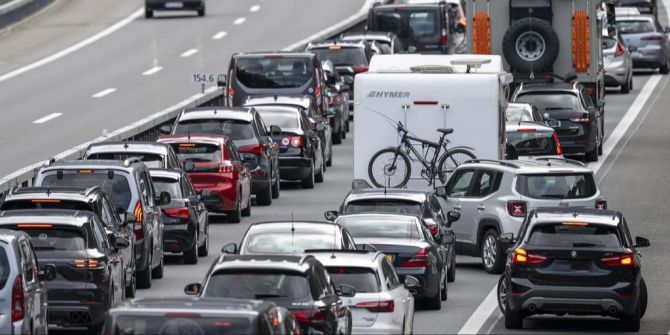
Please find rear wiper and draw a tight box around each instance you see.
[254,294,288,299]
[572,242,605,247]
[540,194,566,199]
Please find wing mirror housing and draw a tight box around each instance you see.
[217,74,227,90]
[404,275,420,289]
[159,124,172,135]
[114,237,131,250]
[184,161,195,172]
[324,210,339,221]
[447,211,460,226]
[122,212,136,227]
[222,243,238,254]
[337,284,356,297]
[505,143,519,160]
[635,236,650,248]
[38,264,57,282]
[499,233,515,244]
[442,234,455,244]
[184,282,202,296]
[157,191,171,206]
[269,125,282,137]
[435,186,447,198]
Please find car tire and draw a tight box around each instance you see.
[481,229,505,274]
[125,262,136,298]
[87,324,103,335]
[315,158,325,183]
[447,257,456,282]
[271,173,280,199]
[585,145,599,162]
[326,142,333,167]
[502,17,560,73]
[497,275,507,314]
[640,277,648,318]
[504,301,523,329]
[621,300,641,331]
[660,58,670,74]
[301,160,315,189]
[424,281,442,310]
[184,245,198,265]
[621,79,630,94]
[241,197,252,217]
[227,198,242,223]
[197,6,205,17]
[341,124,347,139]
[256,176,273,206]
[137,252,152,289]
[145,9,153,18]
[198,224,209,257]
[333,128,342,144]
[152,251,164,279]
[440,269,448,301]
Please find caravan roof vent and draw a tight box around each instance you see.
[409,65,454,74]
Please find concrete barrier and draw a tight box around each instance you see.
[0,0,54,30]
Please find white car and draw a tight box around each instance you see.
[308,250,416,334]
[505,102,543,124]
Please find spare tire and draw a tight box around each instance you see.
[502,17,559,73]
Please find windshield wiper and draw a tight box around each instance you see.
[572,242,605,247]
[254,294,288,299]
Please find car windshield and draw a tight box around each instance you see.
[204,272,311,301]
[174,120,255,140]
[257,110,300,130]
[110,315,252,335]
[170,143,222,164]
[87,152,164,169]
[152,178,182,200]
[344,199,422,215]
[40,172,133,211]
[0,247,9,291]
[516,173,597,199]
[326,267,380,293]
[244,232,336,254]
[309,47,368,66]
[0,199,92,211]
[372,10,441,45]
[19,228,87,251]
[514,93,580,114]
[338,216,421,239]
[506,130,559,156]
[235,56,312,89]
[527,223,622,248]
[616,20,655,34]
[506,106,533,123]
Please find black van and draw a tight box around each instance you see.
[368,2,454,54]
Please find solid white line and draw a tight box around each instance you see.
[142,66,163,76]
[458,287,498,334]
[33,113,62,124]
[0,8,143,84]
[180,49,198,58]
[233,17,246,25]
[92,88,116,98]
[250,5,260,12]
[212,31,228,40]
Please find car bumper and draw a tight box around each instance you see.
[278,157,312,180]
[395,267,439,299]
[192,183,236,212]
[557,133,596,155]
[163,223,196,253]
[352,325,402,335]
[604,61,629,85]
[47,299,109,327]
[145,0,204,10]
[631,48,666,68]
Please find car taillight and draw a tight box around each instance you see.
[429,225,439,237]
[219,161,234,173]
[352,65,369,73]
[615,41,625,57]
[11,275,24,322]
[512,248,546,265]
[641,35,663,41]
[288,136,304,147]
[601,253,635,267]
[227,86,234,98]
[314,86,321,97]
[442,28,448,45]
[74,259,105,269]
[356,300,395,313]
[238,144,264,156]
[596,198,608,209]
[291,309,327,325]
[133,201,144,240]
[570,115,591,123]
[506,201,527,217]
[399,249,430,267]
[164,207,190,220]
[553,132,563,156]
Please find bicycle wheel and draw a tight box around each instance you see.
[368,148,411,188]
[438,149,477,184]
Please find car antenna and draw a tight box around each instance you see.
[291,211,295,253]
[331,222,337,259]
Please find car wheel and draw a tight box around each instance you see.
[125,259,136,298]
[198,224,209,257]
[145,9,153,18]
[197,5,205,17]
[326,142,333,167]
[241,196,252,216]
[621,300,641,331]
[440,269,448,301]
[424,278,442,310]
[621,79,630,94]
[87,324,103,335]
[447,256,456,282]
[301,160,315,189]
[640,277,648,318]
[271,172,280,199]
[660,58,670,74]
[333,127,342,144]
[504,300,523,329]
[137,252,152,289]
[227,197,242,223]
[256,176,273,206]
[481,229,505,274]
[585,144,599,162]
[184,234,198,265]
[315,158,325,183]
[152,251,164,279]
[497,275,507,314]
[341,122,347,139]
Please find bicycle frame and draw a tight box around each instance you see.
[390,130,448,185]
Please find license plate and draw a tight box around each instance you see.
[385,254,395,263]
[165,2,183,8]
[546,120,561,128]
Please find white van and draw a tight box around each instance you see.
[353,54,512,190]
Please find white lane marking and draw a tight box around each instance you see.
[212,31,228,40]
[485,313,503,335]
[250,5,260,12]
[0,8,143,84]
[458,287,498,334]
[233,17,246,25]
[33,113,63,124]
[92,88,116,98]
[142,66,163,76]
[180,49,198,58]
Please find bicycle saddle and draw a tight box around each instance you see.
[437,128,453,135]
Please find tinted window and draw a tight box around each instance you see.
[40,172,133,211]
[111,315,252,335]
[505,106,533,123]
[372,10,441,45]
[257,110,300,130]
[152,178,183,199]
[0,247,9,290]
[87,153,164,169]
[344,199,421,215]
[471,170,496,197]
[0,200,92,211]
[235,57,313,89]
[506,130,559,156]
[380,258,400,289]
[244,232,336,254]
[527,223,622,248]
[174,120,255,140]
[338,216,420,239]
[616,20,655,34]
[516,173,597,199]
[170,143,222,164]
[447,170,474,197]
[514,93,580,114]
[205,272,311,301]
[21,228,87,251]
[308,47,368,66]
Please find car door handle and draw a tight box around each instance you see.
[477,205,486,211]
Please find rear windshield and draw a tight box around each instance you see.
[0,200,93,212]
[235,57,313,89]
[205,271,311,301]
[0,247,9,290]
[309,47,368,67]
[602,36,616,49]
[338,216,420,240]
[20,228,87,251]
[40,172,132,211]
[152,178,182,200]
[110,315,252,335]
[174,120,255,141]
[87,152,164,169]
[372,10,441,45]
[244,232,335,254]
[516,174,597,199]
[326,267,380,293]
[344,199,422,215]
[257,110,300,130]
[514,93,580,115]
[505,106,533,123]
[616,20,655,34]
[506,130,559,156]
[527,223,622,248]
[170,143,222,164]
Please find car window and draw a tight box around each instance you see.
[428,195,444,220]
[21,227,88,251]
[616,20,655,34]
[308,47,369,66]
[137,171,152,208]
[152,178,183,200]
[235,56,313,89]
[111,315,253,334]
[314,263,334,297]
[92,218,111,252]
[257,110,301,130]
[516,173,597,199]
[514,93,580,115]
[380,258,400,289]
[343,230,357,250]
[507,130,559,156]
[244,232,336,254]
[205,271,311,302]
[174,119,256,141]
[446,169,475,197]
[0,199,92,211]
[0,247,10,290]
[326,267,380,293]
[19,240,35,283]
[86,152,164,169]
[100,199,117,228]
[40,171,133,211]
[338,216,421,240]
[527,223,622,248]
[254,114,267,136]
[580,88,595,109]
[344,199,421,215]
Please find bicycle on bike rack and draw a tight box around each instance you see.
[367,121,476,188]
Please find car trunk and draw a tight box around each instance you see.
[271,130,303,155]
[354,238,423,268]
[36,251,92,302]
[515,173,599,208]
[347,292,381,327]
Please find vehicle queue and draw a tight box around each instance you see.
[0,0,663,334]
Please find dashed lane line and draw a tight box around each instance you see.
[33,113,62,124]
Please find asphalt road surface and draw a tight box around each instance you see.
[0,0,668,334]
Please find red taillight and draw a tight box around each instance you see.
[238,144,264,156]
[314,86,321,97]
[399,249,430,268]
[227,86,234,98]
[291,309,327,325]
[601,254,635,267]
[553,132,563,156]
[512,248,546,265]
[352,65,369,74]
[641,35,663,41]
[614,41,625,57]
[164,207,190,220]
[413,100,439,105]
[596,199,608,210]
[355,300,395,313]
[11,275,24,322]
[219,161,234,173]
[570,116,591,123]
[442,28,448,45]
[507,201,527,217]
[429,225,439,237]
[133,201,144,240]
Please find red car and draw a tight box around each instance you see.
[157,134,252,223]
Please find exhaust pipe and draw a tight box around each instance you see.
[80,312,91,323]
[70,312,81,323]
[608,306,618,316]
[527,304,537,313]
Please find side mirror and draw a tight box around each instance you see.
[269,125,282,137]
[456,24,465,33]
[222,243,238,254]
[343,76,354,86]
[114,237,131,249]
[324,210,339,221]
[442,234,455,244]
[447,211,460,225]
[217,74,227,89]
[635,236,650,248]
[241,153,256,164]
[407,45,418,53]
[505,143,519,160]
[435,186,447,198]
[499,233,514,244]
[159,124,172,135]
[38,264,56,282]
[123,212,136,227]
[596,100,606,108]
[157,191,171,206]
[628,45,638,52]
[404,275,420,288]
[338,284,356,297]
[184,282,202,296]
[184,161,195,172]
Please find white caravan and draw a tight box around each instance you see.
[353,54,512,190]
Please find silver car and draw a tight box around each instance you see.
[0,230,51,334]
[616,15,670,73]
[603,34,634,93]
[505,103,543,124]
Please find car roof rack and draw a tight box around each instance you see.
[464,159,520,169]
[532,157,586,167]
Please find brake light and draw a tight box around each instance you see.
[291,309,327,325]
[11,275,24,322]
[601,254,635,267]
[615,41,625,57]
[133,201,144,240]
[74,259,104,269]
[219,161,234,173]
[442,28,448,45]
[165,312,201,318]
[315,86,321,97]
[399,249,430,268]
[356,300,395,313]
[352,66,369,74]
[570,116,591,123]
[413,100,439,105]
[513,248,546,265]
[553,132,563,156]
[31,199,60,203]
[429,225,439,237]
[641,35,663,41]
[506,201,527,217]
[238,144,264,156]
[596,199,608,209]
[290,136,304,147]
[227,86,234,98]
[16,224,53,229]
[164,207,190,220]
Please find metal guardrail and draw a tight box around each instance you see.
[0,0,54,30]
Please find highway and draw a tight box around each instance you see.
[0,0,669,334]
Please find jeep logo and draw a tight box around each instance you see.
[559,201,570,207]
[366,91,410,99]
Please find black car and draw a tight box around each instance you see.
[336,213,448,310]
[221,221,358,255]
[512,82,604,162]
[84,141,182,170]
[322,60,350,143]
[149,169,209,264]
[498,208,650,331]
[144,0,205,18]
[185,254,355,335]
[254,105,325,188]
[163,107,281,205]
[0,209,130,333]
[0,186,138,297]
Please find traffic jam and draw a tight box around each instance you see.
[0,0,665,334]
